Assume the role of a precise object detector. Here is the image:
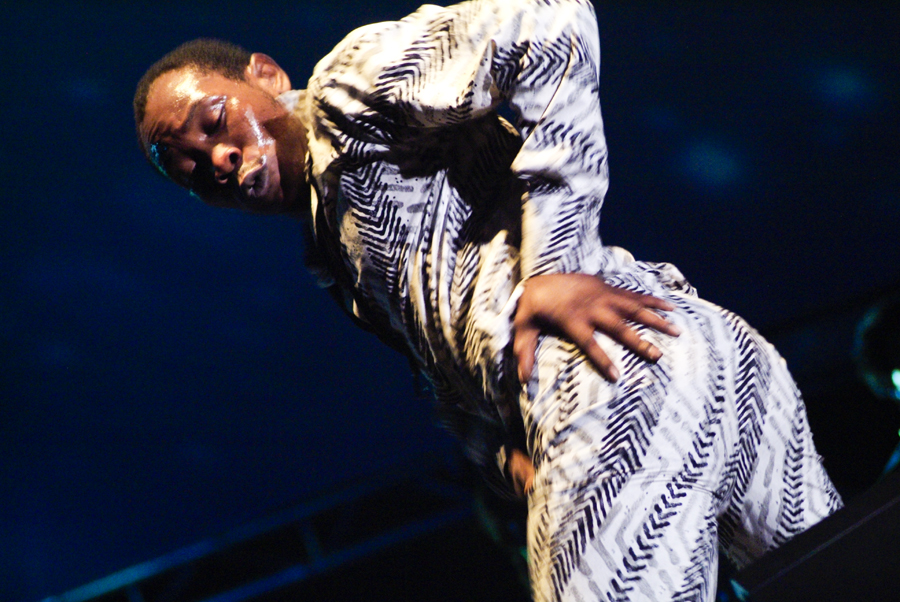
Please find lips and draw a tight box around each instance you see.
[238,157,269,200]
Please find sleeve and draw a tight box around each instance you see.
[307,0,610,280]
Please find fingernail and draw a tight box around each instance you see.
[609,366,620,381]
[669,324,682,336]
[649,347,662,361]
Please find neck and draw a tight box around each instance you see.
[276,89,307,114]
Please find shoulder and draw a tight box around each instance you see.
[306,1,519,91]
[308,6,437,90]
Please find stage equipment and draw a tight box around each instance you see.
[41,458,529,602]
[733,467,900,601]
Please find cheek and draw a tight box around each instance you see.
[241,105,276,151]
[168,159,197,189]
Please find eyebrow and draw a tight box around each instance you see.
[146,98,207,176]
[149,95,204,143]
[179,100,204,134]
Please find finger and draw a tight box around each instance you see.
[635,294,676,312]
[603,297,680,338]
[599,284,676,313]
[508,449,535,498]
[514,325,540,383]
[629,307,682,337]
[598,317,663,363]
[570,324,619,381]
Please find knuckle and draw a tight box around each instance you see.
[626,303,644,319]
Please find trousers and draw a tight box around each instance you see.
[521,264,842,602]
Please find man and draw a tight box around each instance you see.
[135,1,842,600]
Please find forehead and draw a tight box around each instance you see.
[155,69,205,115]
[142,67,232,137]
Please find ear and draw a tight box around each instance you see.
[245,53,292,95]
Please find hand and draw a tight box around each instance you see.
[513,273,681,383]
[507,448,535,497]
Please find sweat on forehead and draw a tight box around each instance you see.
[133,38,251,148]
[149,68,212,122]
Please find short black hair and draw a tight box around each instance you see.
[133,38,251,133]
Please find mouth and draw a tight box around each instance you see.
[238,157,270,200]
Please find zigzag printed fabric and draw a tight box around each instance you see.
[523,263,842,600]
[294,0,844,599]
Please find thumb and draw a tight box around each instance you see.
[515,326,539,383]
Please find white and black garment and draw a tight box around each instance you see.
[291,1,843,600]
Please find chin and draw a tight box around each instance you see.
[241,193,283,215]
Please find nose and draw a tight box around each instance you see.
[211,143,241,183]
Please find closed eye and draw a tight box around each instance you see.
[204,98,227,136]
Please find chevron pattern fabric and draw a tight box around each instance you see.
[294,1,843,599]
[523,267,842,601]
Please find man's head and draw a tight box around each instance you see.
[134,39,309,215]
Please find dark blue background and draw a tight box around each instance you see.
[2,2,899,600]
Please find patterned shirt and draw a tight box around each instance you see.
[281,4,845,595]
[289,0,623,475]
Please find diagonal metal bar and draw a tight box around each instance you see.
[196,506,473,602]
[41,459,473,602]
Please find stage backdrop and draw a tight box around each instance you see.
[1,2,898,600]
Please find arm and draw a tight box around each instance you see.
[309,0,611,280]
[310,0,678,379]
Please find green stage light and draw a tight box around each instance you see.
[854,295,900,402]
